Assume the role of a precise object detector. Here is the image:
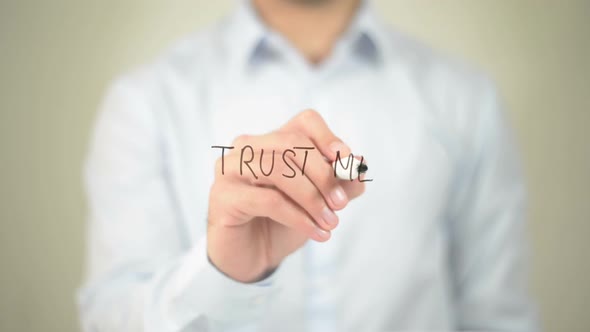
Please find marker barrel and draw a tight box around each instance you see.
[332,156,366,180]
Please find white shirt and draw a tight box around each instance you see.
[78,1,538,331]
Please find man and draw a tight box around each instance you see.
[78,0,538,331]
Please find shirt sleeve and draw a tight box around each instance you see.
[446,78,539,331]
[77,75,276,332]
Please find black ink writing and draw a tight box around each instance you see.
[211,145,234,175]
[212,145,372,182]
[240,145,258,179]
[259,149,275,177]
[282,149,297,178]
[293,146,314,176]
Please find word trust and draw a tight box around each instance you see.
[211,145,373,182]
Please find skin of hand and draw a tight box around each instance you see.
[207,109,366,283]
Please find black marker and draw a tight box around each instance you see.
[332,155,368,180]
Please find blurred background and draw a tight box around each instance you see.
[1,1,588,331]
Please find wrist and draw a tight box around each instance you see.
[206,242,276,283]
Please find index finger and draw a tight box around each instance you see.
[281,109,351,161]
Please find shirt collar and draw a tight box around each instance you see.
[225,0,389,70]
[346,1,387,65]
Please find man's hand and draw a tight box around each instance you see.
[207,109,366,283]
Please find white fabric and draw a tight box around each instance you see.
[78,1,538,331]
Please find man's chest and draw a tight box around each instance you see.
[164,70,455,312]
[170,68,455,246]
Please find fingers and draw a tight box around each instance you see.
[211,182,331,242]
[210,109,367,243]
[216,151,340,232]
[226,132,350,211]
[341,178,366,200]
[282,109,351,161]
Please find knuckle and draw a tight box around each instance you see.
[262,190,283,208]
[318,172,336,190]
[274,161,293,178]
[232,134,250,147]
[310,172,337,196]
[299,109,321,122]
[249,175,267,188]
[213,215,235,227]
[278,132,302,148]
[301,217,318,234]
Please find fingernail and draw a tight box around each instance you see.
[330,186,348,207]
[315,228,330,240]
[321,206,338,226]
[329,142,350,159]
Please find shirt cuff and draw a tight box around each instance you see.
[162,237,278,328]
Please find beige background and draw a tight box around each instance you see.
[1,1,588,331]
